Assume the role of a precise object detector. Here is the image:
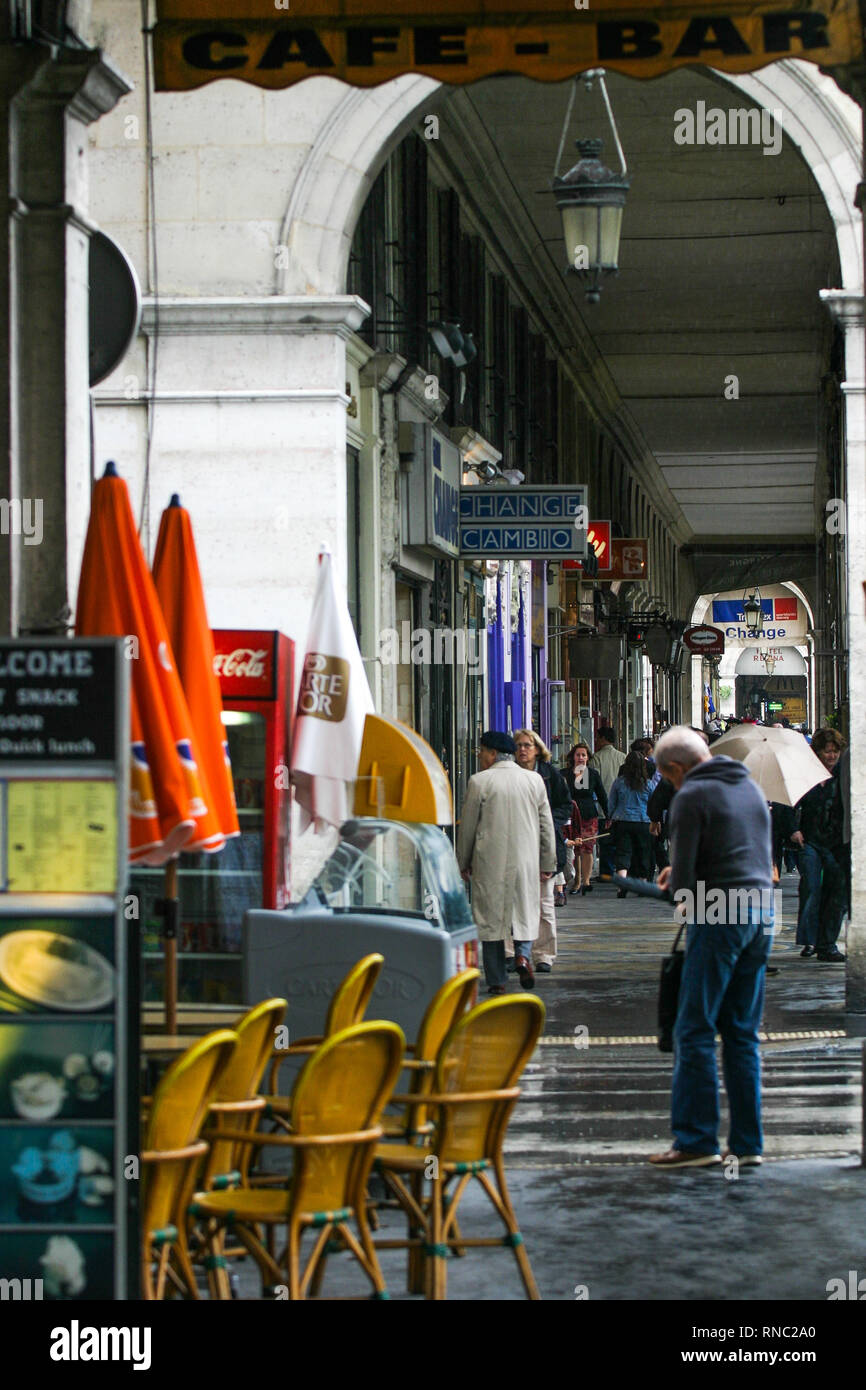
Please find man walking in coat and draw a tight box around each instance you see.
[458,730,556,994]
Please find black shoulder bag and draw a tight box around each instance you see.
[658,923,686,1054]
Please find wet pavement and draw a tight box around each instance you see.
[235,874,866,1300]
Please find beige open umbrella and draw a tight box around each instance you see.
[711,725,830,806]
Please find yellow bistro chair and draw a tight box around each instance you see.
[372,967,480,1290]
[382,967,480,1141]
[191,1020,405,1300]
[187,998,288,1295]
[374,994,545,1301]
[201,997,288,1192]
[261,953,384,1133]
[140,1029,238,1300]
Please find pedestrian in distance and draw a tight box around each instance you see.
[608,751,654,896]
[648,726,775,1170]
[791,727,847,961]
[564,741,609,895]
[590,725,626,879]
[513,729,571,966]
[457,730,556,995]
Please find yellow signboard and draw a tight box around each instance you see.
[5,781,118,894]
[354,714,453,824]
[154,3,862,90]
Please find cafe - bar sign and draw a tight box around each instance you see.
[153,1,862,90]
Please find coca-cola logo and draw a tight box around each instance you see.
[213,648,268,679]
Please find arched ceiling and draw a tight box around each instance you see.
[436,66,842,557]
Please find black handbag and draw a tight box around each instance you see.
[658,923,686,1053]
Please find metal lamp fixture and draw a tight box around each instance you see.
[760,648,776,676]
[742,588,764,633]
[552,71,630,304]
[429,321,477,366]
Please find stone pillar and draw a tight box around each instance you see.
[821,289,866,1015]
[5,46,129,635]
[0,45,48,635]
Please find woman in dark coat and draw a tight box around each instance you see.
[608,750,654,897]
[564,741,608,895]
[790,727,846,961]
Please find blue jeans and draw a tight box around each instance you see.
[796,843,845,951]
[483,939,530,989]
[671,910,772,1156]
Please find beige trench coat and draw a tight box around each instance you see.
[456,758,556,942]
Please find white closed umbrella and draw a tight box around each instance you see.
[291,545,374,833]
[711,725,830,806]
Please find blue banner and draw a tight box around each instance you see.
[712,599,773,624]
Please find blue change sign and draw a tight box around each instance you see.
[711,598,792,641]
[459,486,588,558]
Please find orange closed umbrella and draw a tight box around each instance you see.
[76,464,213,866]
[152,494,239,847]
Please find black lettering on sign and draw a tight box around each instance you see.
[596,20,663,61]
[763,11,830,52]
[673,16,751,56]
[346,27,399,65]
[257,28,335,69]
[182,31,248,71]
[414,27,468,64]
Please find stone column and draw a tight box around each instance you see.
[7,46,129,635]
[821,288,866,1016]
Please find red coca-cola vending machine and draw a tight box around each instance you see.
[137,629,294,1007]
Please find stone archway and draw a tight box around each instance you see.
[279,60,862,298]
[276,74,440,296]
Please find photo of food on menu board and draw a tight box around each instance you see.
[0,1125,114,1227]
[0,1229,114,1300]
[0,1022,115,1121]
[0,918,115,1015]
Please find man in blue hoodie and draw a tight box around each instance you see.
[647,726,774,1170]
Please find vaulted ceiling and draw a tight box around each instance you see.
[441,67,840,555]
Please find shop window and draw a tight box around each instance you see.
[347,134,428,364]
[508,305,529,472]
[485,274,508,451]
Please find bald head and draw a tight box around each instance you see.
[654,726,712,789]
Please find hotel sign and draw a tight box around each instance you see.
[153,3,862,90]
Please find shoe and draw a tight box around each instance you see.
[722,1151,763,1166]
[765,966,780,976]
[486,985,506,996]
[617,887,628,899]
[816,948,846,961]
[648,1149,721,1169]
[534,962,552,973]
[554,891,567,907]
[799,945,816,958]
[568,885,580,896]
[505,956,517,973]
[514,954,535,989]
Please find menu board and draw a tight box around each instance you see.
[5,781,117,894]
[0,639,132,1301]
